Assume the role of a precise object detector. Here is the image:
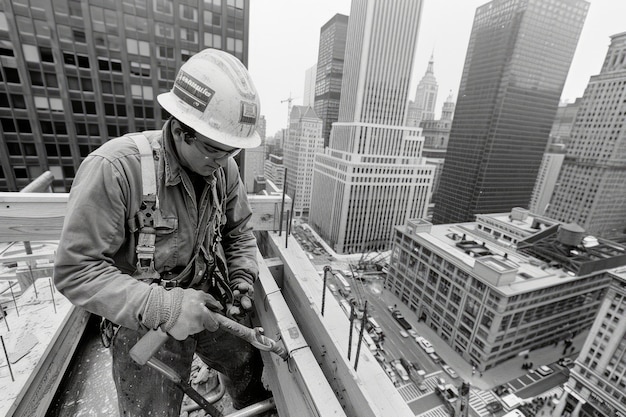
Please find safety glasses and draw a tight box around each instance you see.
[183,130,241,159]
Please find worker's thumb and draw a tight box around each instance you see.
[203,309,219,332]
[201,293,223,312]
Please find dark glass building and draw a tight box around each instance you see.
[313,13,348,148]
[0,0,250,192]
[432,0,589,225]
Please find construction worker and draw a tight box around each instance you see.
[54,49,270,415]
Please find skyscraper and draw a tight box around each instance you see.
[529,144,566,216]
[284,106,323,217]
[546,32,626,241]
[313,13,348,148]
[302,64,317,107]
[413,53,438,124]
[310,0,432,254]
[433,0,589,225]
[0,0,251,192]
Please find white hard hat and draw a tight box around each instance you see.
[157,48,261,149]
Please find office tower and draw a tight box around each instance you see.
[421,92,455,159]
[386,209,626,371]
[310,0,432,254]
[303,64,316,107]
[284,106,323,217]
[433,0,589,225]
[314,13,348,148]
[264,154,285,189]
[557,267,626,417]
[546,32,626,241]
[529,144,566,215]
[413,53,438,124]
[421,93,456,217]
[244,115,266,193]
[0,0,251,192]
[550,98,582,147]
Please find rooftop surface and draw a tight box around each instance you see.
[400,220,626,296]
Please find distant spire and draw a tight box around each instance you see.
[426,51,435,74]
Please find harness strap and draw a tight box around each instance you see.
[130,134,160,281]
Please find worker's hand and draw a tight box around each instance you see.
[227,276,255,319]
[168,289,222,340]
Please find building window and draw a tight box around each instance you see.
[154,0,173,14]
[158,46,174,59]
[4,67,21,84]
[156,23,173,38]
[180,4,198,21]
[11,95,26,109]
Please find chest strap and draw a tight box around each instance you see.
[130,134,161,281]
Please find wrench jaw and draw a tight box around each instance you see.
[251,328,288,360]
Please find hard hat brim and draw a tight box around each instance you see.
[157,91,261,149]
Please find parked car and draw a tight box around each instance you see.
[391,360,410,382]
[399,330,409,338]
[408,329,418,338]
[416,336,435,354]
[536,365,554,376]
[428,352,441,363]
[558,357,574,367]
[442,364,458,379]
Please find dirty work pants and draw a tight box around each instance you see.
[111,325,268,416]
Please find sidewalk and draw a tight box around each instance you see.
[379,288,587,392]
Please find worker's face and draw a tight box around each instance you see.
[174,124,240,176]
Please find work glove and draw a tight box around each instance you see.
[227,274,255,319]
[142,285,222,341]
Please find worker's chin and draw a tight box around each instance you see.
[191,165,217,176]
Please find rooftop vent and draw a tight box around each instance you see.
[557,223,585,247]
[510,207,529,222]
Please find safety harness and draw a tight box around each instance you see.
[101,133,233,347]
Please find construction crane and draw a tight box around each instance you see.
[281,93,299,121]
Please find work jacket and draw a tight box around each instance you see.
[54,121,258,330]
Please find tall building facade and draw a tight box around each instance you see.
[529,144,566,216]
[243,115,266,193]
[313,13,348,148]
[303,64,317,107]
[421,93,455,218]
[433,0,589,225]
[421,92,455,159]
[310,0,432,254]
[546,32,626,242]
[386,210,626,371]
[550,98,581,148]
[557,267,626,417]
[0,0,250,192]
[412,53,438,125]
[284,106,323,217]
[264,154,284,189]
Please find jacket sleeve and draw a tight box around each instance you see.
[220,159,259,284]
[53,153,152,330]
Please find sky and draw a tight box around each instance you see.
[248,0,626,137]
